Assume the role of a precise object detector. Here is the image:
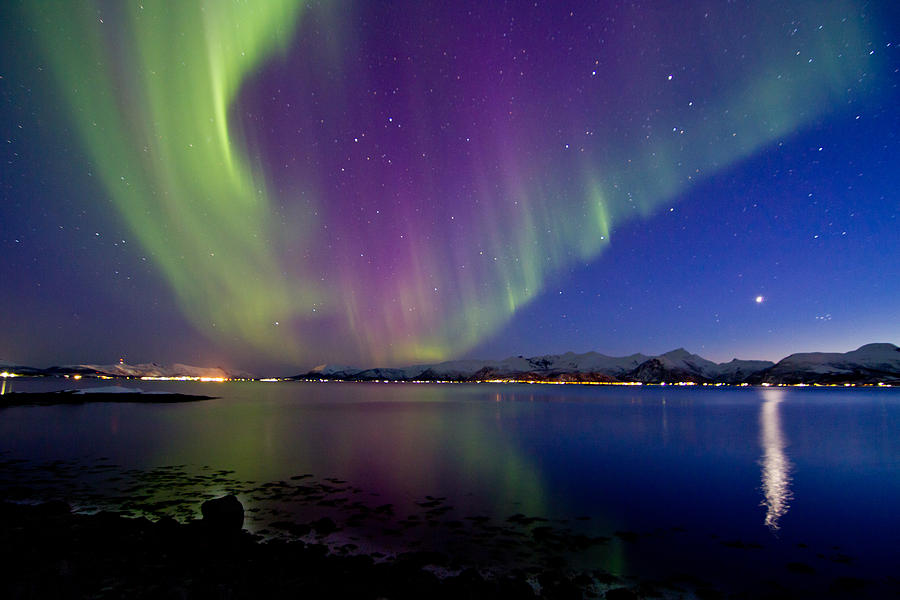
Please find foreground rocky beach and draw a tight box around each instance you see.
[1,498,593,600]
[2,492,896,599]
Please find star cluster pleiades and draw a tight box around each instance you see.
[1,1,897,372]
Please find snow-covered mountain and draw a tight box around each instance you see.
[308,364,363,378]
[47,362,248,379]
[306,352,653,381]
[416,351,652,379]
[300,344,900,385]
[6,343,897,384]
[713,358,778,382]
[0,359,48,376]
[518,351,652,376]
[754,343,900,384]
[299,348,779,384]
[628,349,714,382]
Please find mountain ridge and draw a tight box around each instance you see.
[299,343,900,385]
[3,343,898,385]
[1,362,250,380]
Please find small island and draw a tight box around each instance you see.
[1,386,216,407]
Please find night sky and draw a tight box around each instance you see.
[2,1,898,375]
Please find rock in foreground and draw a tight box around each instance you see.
[201,494,244,534]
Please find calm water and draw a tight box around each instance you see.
[2,380,899,594]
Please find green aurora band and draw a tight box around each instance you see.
[28,1,319,359]
[27,1,879,366]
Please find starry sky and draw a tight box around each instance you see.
[1,1,898,374]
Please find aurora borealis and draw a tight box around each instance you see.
[2,1,898,372]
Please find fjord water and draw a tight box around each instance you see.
[2,381,899,591]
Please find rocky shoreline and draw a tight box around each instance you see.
[3,495,896,599]
[2,457,897,599]
[1,498,597,600]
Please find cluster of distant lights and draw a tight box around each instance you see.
[0,371,891,388]
[68,374,243,382]
[298,378,891,388]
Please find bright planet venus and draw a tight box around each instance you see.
[1,1,897,372]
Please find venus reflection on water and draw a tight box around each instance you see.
[759,388,793,531]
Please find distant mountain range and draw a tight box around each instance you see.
[296,343,900,385]
[3,343,898,385]
[0,361,248,380]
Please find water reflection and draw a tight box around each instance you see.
[759,388,793,531]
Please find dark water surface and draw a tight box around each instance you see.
[2,380,898,595]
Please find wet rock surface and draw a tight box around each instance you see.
[200,494,244,534]
[0,501,559,599]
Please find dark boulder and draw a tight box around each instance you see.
[200,494,244,533]
[35,500,71,516]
